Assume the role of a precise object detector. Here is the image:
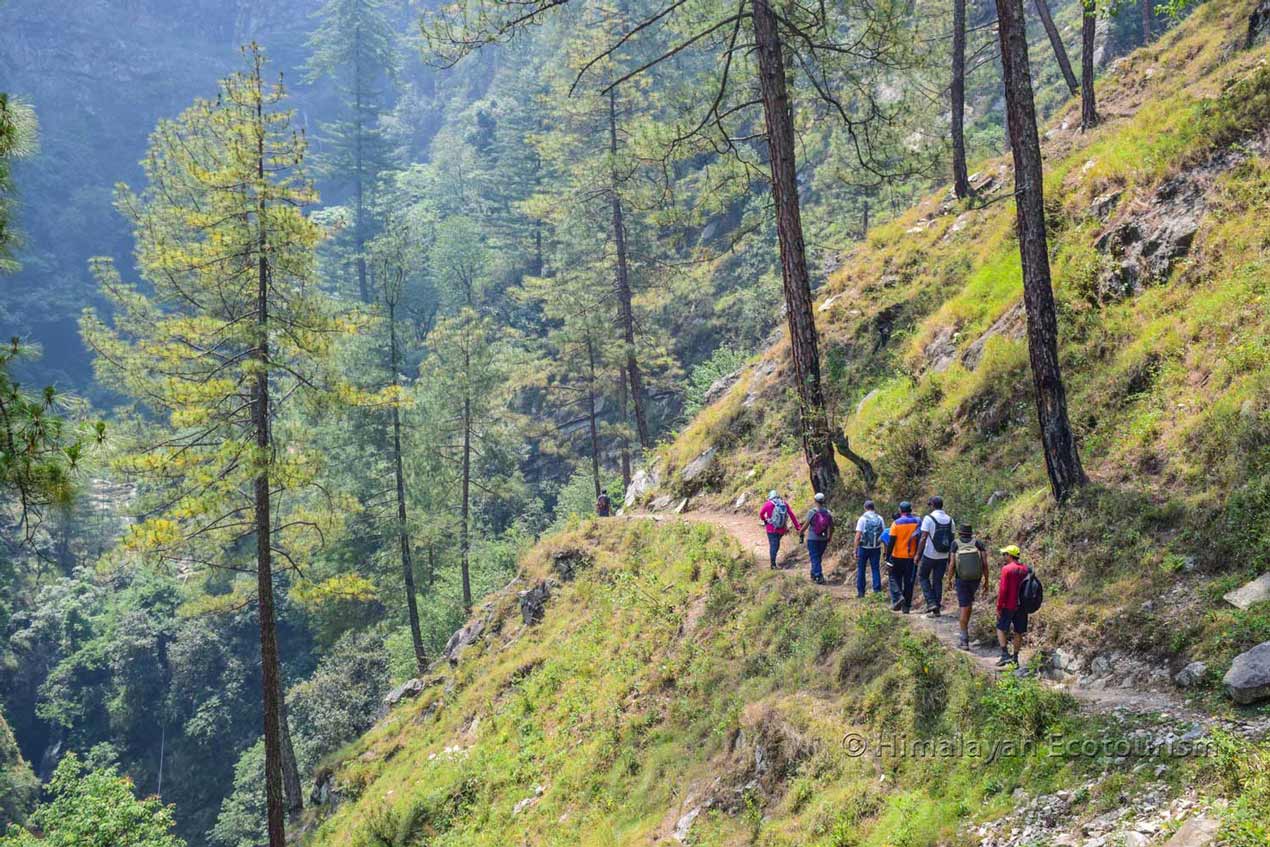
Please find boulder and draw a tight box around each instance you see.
[1223,641,1270,704]
[443,616,487,666]
[1163,815,1219,847]
[623,463,661,509]
[1173,661,1207,689]
[681,448,718,487]
[383,678,425,708]
[1094,174,1204,301]
[519,581,551,626]
[649,494,674,512]
[1223,572,1270,610]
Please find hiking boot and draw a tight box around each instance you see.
[924,606,940,618]
[957,633,970,651]
[901,605,911,614]
[890,599,904,611]
[995,652,1018,667]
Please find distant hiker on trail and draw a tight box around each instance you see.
[884,502,921,613]
[947,524,988,650]
[995,544,1033,667]
[759,491,803,570]
[596,489,612,517]
[803,493,834,585]
[916,496,956,618]
[853,500,885,598]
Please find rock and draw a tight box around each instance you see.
[1163,815,1219,847]
[383,678,426,708]
[673,497,689,514]
[1094,174,1204,301]
[649,494,674,512]
[519,581,551,626]
[733,491,750,510]
[987,489,1010,507]
[702,370,742,407]
[1089,189,1122,220]
[681,448,718,488]
[1121,831,1150,847]
[962,301,1026,370]
[923,324,959,373]
[623,463,661,508]
[1224,641,1270,704]
[512,784,545,816]
[1224,572,1270,610]
[443,616,487,666]
[551,550,590,582]
[1091,655,1113,677]
[1173,661,1207,689]
[818,294,840,312]
[673,806,701,843]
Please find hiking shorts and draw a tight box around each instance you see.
[996,608,1028,634]
[955,577,980,608]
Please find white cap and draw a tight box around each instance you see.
[814,492,826,502]
[769,490,779,499]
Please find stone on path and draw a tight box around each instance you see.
[1223,641,1270,704]
[1223,572,1270,610]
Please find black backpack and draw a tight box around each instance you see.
[1018,567,1044,613]
[929,516,954,555]
[596,494,611,515]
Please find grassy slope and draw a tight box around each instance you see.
[302,521,1266,846]
[652,0,1270,692]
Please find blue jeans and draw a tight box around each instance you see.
[767,532,782,568]
[918,556,948,610]
[857,547,882,597]
[807,539,828,579]
[889,558,915,609]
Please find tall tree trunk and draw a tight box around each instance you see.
[860,199,870,239]
[389,305,427,675]
[1033,0,1080,94]
[952,0,975,199]
[1140,0,1152,42]
[279,687,302,820]
[252,94,286,847]
[1081,2,1099,131]
[618,370,632,488]
[460,354,473,613]
[586,337,602,499]
[354,32,370,304]
[994,0,1088,503]
[608,87,651,450]
[750,0,842,502]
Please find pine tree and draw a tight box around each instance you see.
[81,45,349,847]
[992,0,1088,502]
[306,0,401,303]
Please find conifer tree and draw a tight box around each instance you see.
[81,45,348,847]
[306,0,401,303]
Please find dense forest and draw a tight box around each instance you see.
[3,0,1265,845]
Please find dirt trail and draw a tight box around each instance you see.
[631,510,1263,732]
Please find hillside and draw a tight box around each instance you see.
[640,0,1270,703]
[301,519,1268,846]
[295,3,1270,844]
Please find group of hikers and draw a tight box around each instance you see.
[757,491,1041,667]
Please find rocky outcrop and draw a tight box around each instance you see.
[1224,641,1270,704]
[551,549,591,582]
[624,463,662,509]
[383,678,426,708]
[1094,172,1204,301]
[702,369,743,407]
[962,301,1026,371]
[1173,661,1207,689]
[443,614,489,666]
[519,581,551,626]
[680,447,719,491]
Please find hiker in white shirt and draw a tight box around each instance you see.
[915,495,956,617]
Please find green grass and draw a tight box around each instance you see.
[303,521,1257,847]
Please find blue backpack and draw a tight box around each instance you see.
[859,512,884,547]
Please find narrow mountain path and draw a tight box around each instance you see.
[629,510,1265,735]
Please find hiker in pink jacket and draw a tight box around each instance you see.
[759,491,803,570]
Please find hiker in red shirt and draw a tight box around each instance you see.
[995,545,1030,667]
[759,490,803,570]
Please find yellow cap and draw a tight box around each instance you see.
[999,544,1021,558]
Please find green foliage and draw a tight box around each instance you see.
[0,754,185,847]
[0,711,38,828]
[683,346,749,418]
[0,93,37,272]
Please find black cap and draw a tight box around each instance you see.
[864,499,875,510]
[899,501,912,513]
[959,524,973,536]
